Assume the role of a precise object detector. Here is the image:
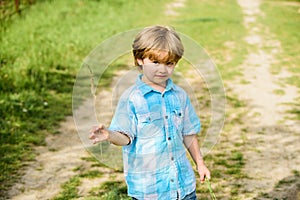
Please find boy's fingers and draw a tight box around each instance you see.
[207,172,211,180]
[95,124,106,133]
[89,124,109,144]
[92,138,100,144]
[89,132,96,139]
[89,127,97,134]
[200,173,205,182]
[99,124,105,129]
[89,124,104,134]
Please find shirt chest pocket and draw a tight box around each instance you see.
[136,112,164,139]
[172,108,184,133]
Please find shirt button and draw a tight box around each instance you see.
[171,179,174,182]
[168,137,171,140]
[165,115,168,119]
[171,157,174,161]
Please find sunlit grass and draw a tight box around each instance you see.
[2,0,299,199]
[0,0,173,196]
[260,1,300,121]
[260,1,300,88]
[173,0,247,81]
[53,176,81,200]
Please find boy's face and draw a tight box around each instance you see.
[137,57,175,87]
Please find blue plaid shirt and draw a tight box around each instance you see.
[109,74,201,200]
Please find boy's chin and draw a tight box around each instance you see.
[153,78,167,83]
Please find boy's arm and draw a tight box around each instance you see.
[89,124,130,146]
[183,134,211,182]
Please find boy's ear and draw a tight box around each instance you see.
[137,59,143,66]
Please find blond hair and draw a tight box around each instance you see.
[132,25,184,66]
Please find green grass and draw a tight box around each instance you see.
[169,3,248,196]
[53,176,81,200]
[2,0,299,199]
[0,0,173,197]
[255,170,300,199]
[286,98,300,121]
[91,180,130,200]
[172,0,247,81]
[273,89,285,96]
[260,1,300,83]
[194,88,249,199]
[55,156,129,199]
[260,1,300,120]
[79,170,104,179]
[52,0,249,198]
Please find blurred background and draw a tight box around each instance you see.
[1,0,299,199]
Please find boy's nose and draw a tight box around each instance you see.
[158,64,168,73]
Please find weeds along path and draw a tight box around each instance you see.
[234,0,300,198]
[8,1,189,199]
[8,70,132,199]
[8,107,90,199]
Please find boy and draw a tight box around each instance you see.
[89,25,210,200]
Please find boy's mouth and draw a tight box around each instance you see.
[155,75,168,78]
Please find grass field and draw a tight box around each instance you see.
[1,0,299,199]
[0,0,173,196]
[260,0,300,121]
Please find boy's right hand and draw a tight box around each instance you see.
[89,124,110,144]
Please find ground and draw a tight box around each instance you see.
[7,0,300,199]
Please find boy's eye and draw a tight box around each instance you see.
[151,60,175,66]
[167,62,175,66]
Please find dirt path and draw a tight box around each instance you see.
[7,1,189,199]
[235,0,300,199]
[8,0,300,199]
[8,70,131,200]
[8,113,90,199]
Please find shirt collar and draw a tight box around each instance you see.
[136,74,174,96]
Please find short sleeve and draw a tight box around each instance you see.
[182,94,201,135]
[109,90,137,144]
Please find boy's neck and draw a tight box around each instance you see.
[141,76,167,93]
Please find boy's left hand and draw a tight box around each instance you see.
[89,124,109,144]
[197,164,211,183]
